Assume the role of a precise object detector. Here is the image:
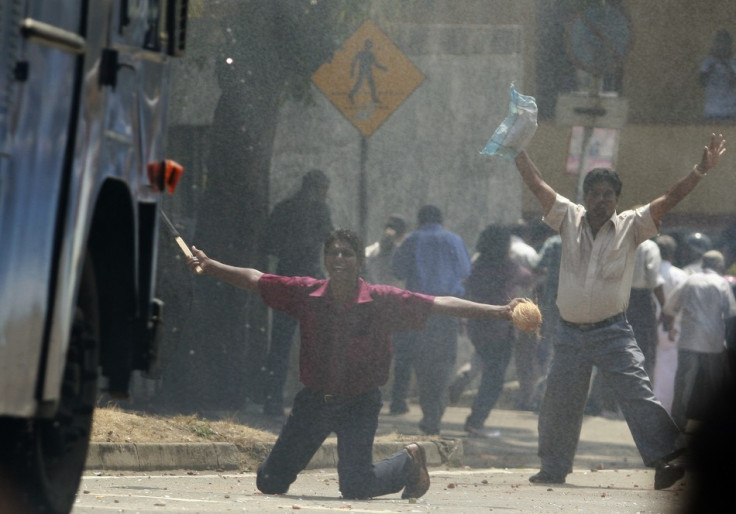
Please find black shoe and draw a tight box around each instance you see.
[388,405,409,416]
[465,426,501,438]
[448,372,471,404]
[654,462,685,490]
[529,470,566,484]
[402,443,430,499]
[418,423,439,436]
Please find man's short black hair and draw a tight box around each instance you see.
[324,228,365,265]
[655,234,677,261]
[418,205,442,225]
[385,214,407,236]
[583,168,622,197]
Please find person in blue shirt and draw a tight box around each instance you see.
[390,205,472,434]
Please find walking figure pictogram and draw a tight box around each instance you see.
[349,39,387,104]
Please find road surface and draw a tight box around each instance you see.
[72,467,687,513]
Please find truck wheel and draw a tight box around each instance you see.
[0,258,100,513]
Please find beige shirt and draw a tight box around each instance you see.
[630,239,665,290]
[663,269,736,353]
[544,194,658,324]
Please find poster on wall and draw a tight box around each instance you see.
[566,126,620,174]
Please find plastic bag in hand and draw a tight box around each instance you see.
[481,83,538,161]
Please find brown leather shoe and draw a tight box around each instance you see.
[402,443,430,499]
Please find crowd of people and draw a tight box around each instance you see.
[184,129,733,500]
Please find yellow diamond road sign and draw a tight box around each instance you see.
[312,20,425,138]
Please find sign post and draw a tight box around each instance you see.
[559,4,631,202]
[312,20,425,238]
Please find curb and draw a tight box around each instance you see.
[85,439,463,473]
[86,443,242,472]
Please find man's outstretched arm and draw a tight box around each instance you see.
[649,133,726,225]
[514,150,558,215]
[187,246,262,292]
[431,296,525,320]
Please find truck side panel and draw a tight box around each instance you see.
[0,1,82,416]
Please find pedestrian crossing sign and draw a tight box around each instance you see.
[312,20,425,138]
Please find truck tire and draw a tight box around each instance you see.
[0,256,100,513]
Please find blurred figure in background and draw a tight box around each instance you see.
[532,232,562,407]
[652,234,687,414]
[365,213,409,414]
[662,250,736,433]
[699,29,736,120]
[364,214,407,286]
[463,224,535,437]
[718,223,736,353]
[391,205,471,434]
[628,237,666,376]
[681,243,736,513]
[718,223,736,276]
[260,169,334,416]
[681,231,712,274]
[509,221,541,410]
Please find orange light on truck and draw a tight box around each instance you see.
[147,159,184,193]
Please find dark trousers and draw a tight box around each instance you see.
[257,388,412,499]
[414,315,458,434]
[627,288,658,374]
[539,320,681,477]
[672,349,729,431]
[262,310,298,412]
[389,316,458,433]
[465,319,514,429]
[587,295,658,415]
[389,331,413,412]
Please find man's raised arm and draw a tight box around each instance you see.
[649,133,726,225]
[514,150,558,215]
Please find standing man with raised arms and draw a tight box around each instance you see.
[513,133,726,490]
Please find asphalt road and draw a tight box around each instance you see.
[79,382,702,512]
[72,467,687,513]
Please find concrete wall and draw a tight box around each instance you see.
[270,23,525,248]
[270,1,736,246]
[524,123,736,231]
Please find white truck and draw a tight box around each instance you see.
[0,1,187,511]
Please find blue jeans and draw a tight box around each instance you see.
[538,319,682,477]
[257,388,411,499]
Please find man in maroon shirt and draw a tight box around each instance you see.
[188,228,525,500]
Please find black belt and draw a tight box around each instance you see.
[308,389,358,405]
[560,312,626,332]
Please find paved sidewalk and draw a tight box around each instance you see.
[86,401,642,473]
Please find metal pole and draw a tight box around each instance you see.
[359,136,368,241]
[576,125,594,203]
[575,76,603,203]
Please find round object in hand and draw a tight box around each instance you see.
[512,301,543,332]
